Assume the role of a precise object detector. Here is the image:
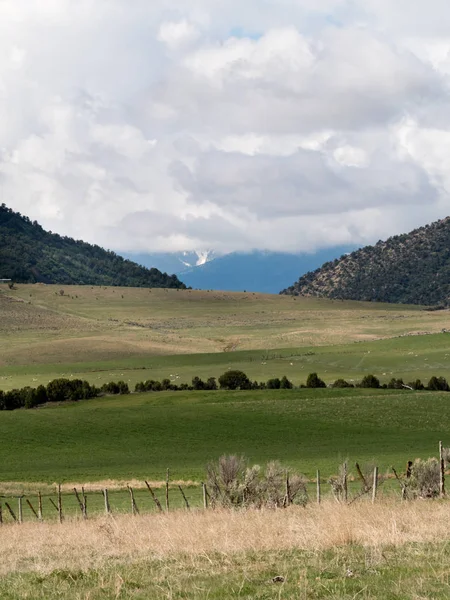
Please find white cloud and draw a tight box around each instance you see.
[0,0,450,255]
[158,21,200,49]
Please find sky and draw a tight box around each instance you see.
[2,0,450,255]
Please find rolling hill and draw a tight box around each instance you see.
[0,204,185,288]
[282,217,450,306]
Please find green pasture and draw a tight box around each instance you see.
[0,388,448,485]
[1,332,450,391]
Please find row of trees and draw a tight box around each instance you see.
[1,370,449,412]
[134,371,294,392]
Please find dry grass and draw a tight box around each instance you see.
[2,285,447,368]
[0,479,199,496]
[3,499,450,577]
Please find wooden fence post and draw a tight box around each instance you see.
[284,471,290,507]
[82,487,87,519]
[26,499,39,520]
[202,482,208,509]
[144,481,163,513]
[166,469,170,513]
[57,484,63,523]
[0,503,2,525]
[128,486,139,516]
[440,441,445,498]
[317,470,321,505]
[5,502,17,522]
[343,462,348,503]
[103,489,111,515]
[18,497,23,524]
[372,467,378,504]
[178,485,190,510]
[38,491,43,521]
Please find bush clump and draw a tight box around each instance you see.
[218,370,252,390]
[306,373,326,388]
[359,374,380,389]
[206,455,308,509]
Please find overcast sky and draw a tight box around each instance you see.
[2,0,450,255]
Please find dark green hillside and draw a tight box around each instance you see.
[282,217,450,305]
[0,204,185,288]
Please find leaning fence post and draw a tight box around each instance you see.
[178,485,190,510]
[144,481,163,513]
[103,489,111,515]
[5,502,17,522]
[57,484,63,523]
[440,441,445,498]
[166,469,170,512]
[38,491,43,521]
[73,488,84,517]
[343,462,348,503]
[128,486,139,516]
[372,467,378,504]
[26,499,39,520]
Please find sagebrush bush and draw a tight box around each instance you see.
[206,455,308,509]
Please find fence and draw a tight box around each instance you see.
[0,441,447,525]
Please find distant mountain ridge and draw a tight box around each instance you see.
[127,247,356,294]
[281,217,450,306]
[0,204,186,288]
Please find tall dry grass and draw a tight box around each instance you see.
[2,499,450,577]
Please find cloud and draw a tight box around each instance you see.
[0,0,450,255]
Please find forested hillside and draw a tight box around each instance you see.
[282,217,450,306]
[0,204,186,288]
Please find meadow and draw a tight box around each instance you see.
[0,387,446,486]
[2,283,450,598]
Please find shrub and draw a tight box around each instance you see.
[306,373,326,388]
[387,378,404,390]
[218,370,251,390]
[267,378,281,389]
[359,374,380,389]
[408,458,440,498]
[280,375,293,389]
[192,376,205,390]
[206,455,308,509]
[408,379,425,390]
[205,377,218,390]
[427,376,450,391]
[332,378,354,388]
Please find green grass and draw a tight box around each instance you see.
[3,544,450,599]
[0,387,448,485]
[2,332,450,391]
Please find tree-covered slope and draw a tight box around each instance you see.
[0,204,186,288]
[281,217,450,306]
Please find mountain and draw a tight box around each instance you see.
[122,250,217,276]
[128,248,357,293]
[281,217,450,306]
[0,204,186,288]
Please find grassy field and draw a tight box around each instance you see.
[3,501,450,598]
[2,283,450,391]
[1,283,447,364]
[3,284,450,598]
[2,331,450,391]
[0,387,447,487]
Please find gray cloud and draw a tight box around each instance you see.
[1,0,450,254]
